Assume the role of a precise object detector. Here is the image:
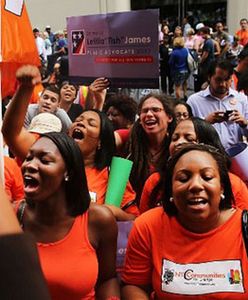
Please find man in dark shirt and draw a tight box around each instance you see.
[195,26,215,91]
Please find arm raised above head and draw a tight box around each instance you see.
[85,77,109,111]
[2,65,41,160]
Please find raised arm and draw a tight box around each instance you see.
[2,65,41,160]
[85,77,109,111]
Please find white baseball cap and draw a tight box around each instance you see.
[195,23,204,31]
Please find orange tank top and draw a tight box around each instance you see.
[37,212,98,300]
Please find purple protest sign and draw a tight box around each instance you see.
[67,9,159,88]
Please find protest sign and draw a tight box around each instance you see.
[67,9,159,88]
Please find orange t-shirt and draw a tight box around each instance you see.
[115,129,130,144]
[4,156,24,202]
[139,172,160,214]
[229,172,248,210]
[85,167,139,216]
[236,29,248,47]
[122,207,248,299]
[139,171,248,214]
[38,212,98,300]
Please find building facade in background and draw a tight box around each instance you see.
[26,0,247,35]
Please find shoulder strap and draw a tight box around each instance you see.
[242,210,248,255]
[121,199,137,211]
[16,200,26,226]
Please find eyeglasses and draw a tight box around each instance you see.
[140,107,164,114]
[175,112,189,119]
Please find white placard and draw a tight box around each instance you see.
[162,258,244,295]
[5,0,24,16]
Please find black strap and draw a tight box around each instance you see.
[242,210,248,255]
[17,200,26,226]
[121,199,137,211]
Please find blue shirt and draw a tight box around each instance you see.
[169,47,188,73]
[187,87,248,150]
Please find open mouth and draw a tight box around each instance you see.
[23,175,39,193]
[188,199,208,206]
[144,120,157,127]
[72,129,85,140]
[64,92,72,98]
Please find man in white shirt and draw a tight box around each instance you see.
[187,60,248,150]
[33,28,46,62]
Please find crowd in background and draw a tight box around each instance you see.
[1,13,248,300]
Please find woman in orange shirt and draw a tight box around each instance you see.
[20,132,120,299]
[139,117,248,213]
[122,143,248,299]
[68,109,139,220]
[2,65,138,221]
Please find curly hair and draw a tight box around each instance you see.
[59,81,79,98]
[103,94,138,124]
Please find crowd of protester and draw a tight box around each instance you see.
[1,15,248,299]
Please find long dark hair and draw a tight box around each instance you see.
[41,132,90,216]
[128,93,175,205]
[87,109,116,170]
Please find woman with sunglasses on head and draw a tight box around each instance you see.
[19,132,120,299]
[3,65,139,221]
[127,93,175,206]
[122,143,248,299]
[139,117,248,213]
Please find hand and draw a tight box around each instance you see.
[205,111,226,124]
[88,77,109,109]
[89,77,109,92]
[229,110,248,127]
[16,65,41,87]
